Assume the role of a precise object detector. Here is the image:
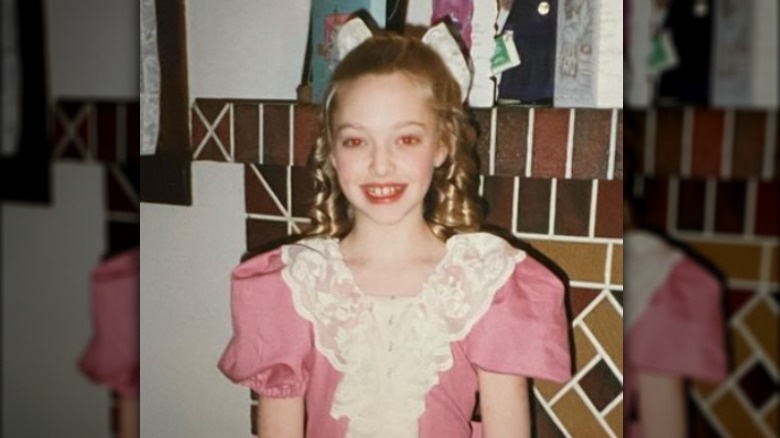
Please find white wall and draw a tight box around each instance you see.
[186,0,433,100]
[46,0,138,98]
[2,163,108,436]
[186,0,311,100]
[140,163,247,437]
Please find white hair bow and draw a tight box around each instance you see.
[335,18,473,102]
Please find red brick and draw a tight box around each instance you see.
[595,180,623,238]
[483,175,515,230]
[691,108,724,177]
[516,178,551,234]
[732,111,766,178]
[572,109,611,179]
[532,108,568,178]
[655,108,683,175]
[555,179,592,236]
[495,106,528,176]
[677,179,706,231]
[714,181,746,234]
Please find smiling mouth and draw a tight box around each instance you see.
[361,184,406,203]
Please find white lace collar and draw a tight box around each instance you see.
[624,230,683,328]
[281,232,525,437]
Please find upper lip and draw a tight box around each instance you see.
[360,183,404,188]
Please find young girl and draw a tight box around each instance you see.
[219,18,570,437]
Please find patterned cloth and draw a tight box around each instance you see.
[219,232,570,437]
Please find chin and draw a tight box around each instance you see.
[359,213,409,227]
[353,206,423,228]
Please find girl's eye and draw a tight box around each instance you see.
[399,135,420,146]
[341,138,363,148]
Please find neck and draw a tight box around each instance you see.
[341,218,441,262]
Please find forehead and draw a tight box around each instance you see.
[332,72,435,125]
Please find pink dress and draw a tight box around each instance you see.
[219,232,570,437]
[79,248,140,398]
[624,231,728,438]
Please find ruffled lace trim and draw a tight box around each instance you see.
[281,232,524,437]
[248,379,307,398]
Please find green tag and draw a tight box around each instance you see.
[491,31,521,75]
[647,30,678,76]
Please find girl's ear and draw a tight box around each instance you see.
[434,142,448,168]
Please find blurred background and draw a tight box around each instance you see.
[1,0,138,436]
[625,0,778,437]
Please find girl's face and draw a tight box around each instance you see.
[330,72,447,230]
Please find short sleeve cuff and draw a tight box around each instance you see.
[465,256,572,383]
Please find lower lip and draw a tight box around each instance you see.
[362,185,406,204]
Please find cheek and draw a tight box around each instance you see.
[407,154,438,182]
[331,153,357,185]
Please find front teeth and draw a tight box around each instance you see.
[367,186,399,197]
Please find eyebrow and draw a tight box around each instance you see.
[334,121,428,133]
[334,123,362,133]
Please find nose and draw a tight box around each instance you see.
[369,144,394,177]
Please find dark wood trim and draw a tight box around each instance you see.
[140,153,192,205]
[0,159,51,203]
[0,0,51,203]
[105,162,140,258]
[140,0,192,205]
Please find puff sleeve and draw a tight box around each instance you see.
[628,257,728,382]
[464,256,571,383]
[79,249,140,398]
[218,248,314,398]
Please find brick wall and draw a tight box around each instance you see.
[192,98,624,437]
[628,108,778,437]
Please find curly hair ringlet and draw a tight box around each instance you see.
[303,30,484,241]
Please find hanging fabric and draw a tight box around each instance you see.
[141,0,161,156]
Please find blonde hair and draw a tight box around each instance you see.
[304,31,483,240]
